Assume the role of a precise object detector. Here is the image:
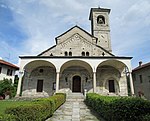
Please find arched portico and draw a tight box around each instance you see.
[96,60,134,96]
[16,60,56,97]
[16,57,134,97]
[57,60,93,93]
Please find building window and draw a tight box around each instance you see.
[0,67,2,74]
[69,52,72,56]
[82,52,85,56]
[50,53,53,56]
[86,52,89,56]
[7,69,10,75]
[39,69,44,73]
[10,70,13,76]
[7,69,13,76]
[37,80,43,92]
[64,51,68,56]
[139,75,143,83]
[97,15,105,24]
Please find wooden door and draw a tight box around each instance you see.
[72,76,81,92]
[37,80,43,92]
[109,80,115,92]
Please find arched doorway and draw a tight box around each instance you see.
[72,76,81,92]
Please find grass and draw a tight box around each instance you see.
[0,100,32,115]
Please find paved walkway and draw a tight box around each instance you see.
[46,93,105,121]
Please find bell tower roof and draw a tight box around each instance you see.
[89,7,111,20]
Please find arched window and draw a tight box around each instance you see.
[64,51,68,56]
[82,52,85,56]
[86,52,89,56]
[97,15,105,24]
[69,52,72,56]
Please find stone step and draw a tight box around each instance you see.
[66,98,85,102]
[67,93,85,99]
[66,93,85,102]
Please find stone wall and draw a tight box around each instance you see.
[22,66,56,97]
[133,66,150,100]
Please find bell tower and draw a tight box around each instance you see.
[89,7,112,52]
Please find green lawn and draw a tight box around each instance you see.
[0,100,32,115]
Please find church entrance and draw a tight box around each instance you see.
[72,76,81,92]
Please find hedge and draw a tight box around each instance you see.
[85,93,150,121]
[4,93,66,121]
[0,114,16,121]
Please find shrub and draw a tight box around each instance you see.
[5,93,66,121]
[86,93,150,121]
[0,114,16,121]
[142,114,150,121]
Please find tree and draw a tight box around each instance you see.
[0,78,18,99]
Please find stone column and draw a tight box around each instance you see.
[93,72,96,93]
[129,72,135,96]
[16,70,24,97]
[56,72,60,93]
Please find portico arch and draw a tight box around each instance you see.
[60,60,93,74]
[24,60,56,73]
[96,59,130,96]
[96,59,129,73]
[58,60,93,93]
[20,60,56,97]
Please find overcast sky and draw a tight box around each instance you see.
[0,0,150,68]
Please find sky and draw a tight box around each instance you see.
[0,0,150,68]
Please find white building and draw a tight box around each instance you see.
[16,7,134,97]
[0,59,19,83]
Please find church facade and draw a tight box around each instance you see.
[16,8,134,97]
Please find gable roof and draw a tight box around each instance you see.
[38,25,114,56]
[133,62,150,72]
[96,45,114,56]
[0,59,19,69]
[55,25,97,44]
[38,45,56,56]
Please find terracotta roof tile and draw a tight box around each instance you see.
[133,62,150,71]
[0,59,19,69]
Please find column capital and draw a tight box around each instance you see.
[93,67,96,73]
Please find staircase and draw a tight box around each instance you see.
[66,93,85,102]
